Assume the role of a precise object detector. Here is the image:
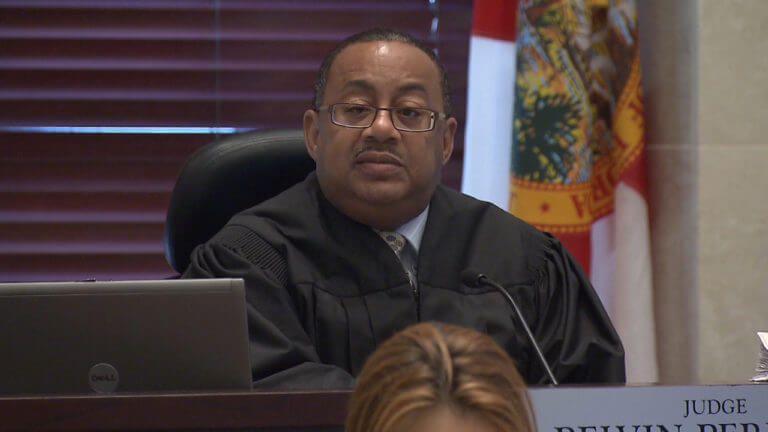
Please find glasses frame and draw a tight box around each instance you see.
[316,103,447,132]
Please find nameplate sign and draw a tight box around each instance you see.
[530,385,768,432]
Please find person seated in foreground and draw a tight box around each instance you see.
[346,322,536,432]
[183,27,625,389]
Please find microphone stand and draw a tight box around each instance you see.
[468,271,559,386]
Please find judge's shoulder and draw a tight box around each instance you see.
[435,184,564,254]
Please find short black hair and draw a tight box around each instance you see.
[312,28,453,116]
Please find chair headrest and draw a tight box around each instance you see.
[164,129,315,273]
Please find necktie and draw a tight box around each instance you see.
[378,231,418,290]
[380,231,406,255]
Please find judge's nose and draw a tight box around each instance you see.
[363,109,401,143]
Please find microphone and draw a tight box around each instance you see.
[460,268,559,386]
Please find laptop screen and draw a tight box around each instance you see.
[0,278,252,395]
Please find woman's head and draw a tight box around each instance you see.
[346,322,535,432]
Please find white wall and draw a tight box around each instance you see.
[696,0,768,383]
[639,0,768,384]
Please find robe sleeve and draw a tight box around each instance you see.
[532,233,626,384]
[182,225,356,390]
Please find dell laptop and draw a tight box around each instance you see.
[0,278,252,395]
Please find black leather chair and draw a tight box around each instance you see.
[164,129,315,274]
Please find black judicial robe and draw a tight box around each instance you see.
[184,173,625,389]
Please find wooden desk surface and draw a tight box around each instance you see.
[0,390,351,432]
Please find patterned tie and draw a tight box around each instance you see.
[378,231,417,290]
[380,231,407,256]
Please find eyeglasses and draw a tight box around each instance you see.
[316,103,446,132]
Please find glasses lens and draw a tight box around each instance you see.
[393,108,434,131]
[332,104,375,127]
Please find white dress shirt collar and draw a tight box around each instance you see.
[393,205,429,253]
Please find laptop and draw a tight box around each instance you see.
[0,278,252,395]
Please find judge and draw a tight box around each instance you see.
[184,28,625,389]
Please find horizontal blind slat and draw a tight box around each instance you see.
[0,1,447,10]
[0,221,164,244]
[0,133,210,159]
[1,191,171,212]
[0,254,175,283]
[1,161,183,192]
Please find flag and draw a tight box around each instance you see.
[463,0,657,383]
[461,0,519,208]
[511,0,656,383]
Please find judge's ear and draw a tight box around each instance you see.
[441,116,457,165]
[303,109,321,161]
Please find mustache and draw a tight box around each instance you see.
[353,143,403,160]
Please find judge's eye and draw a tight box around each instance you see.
[396,108,425,118]
[341,104,372,115]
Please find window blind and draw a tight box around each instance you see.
[0,0,471,282]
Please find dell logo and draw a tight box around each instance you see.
[90,374,117,382]
[88,363,119,393]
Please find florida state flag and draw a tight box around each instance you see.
[463,0,656,383]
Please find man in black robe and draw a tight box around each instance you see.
[184,28,625,389]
